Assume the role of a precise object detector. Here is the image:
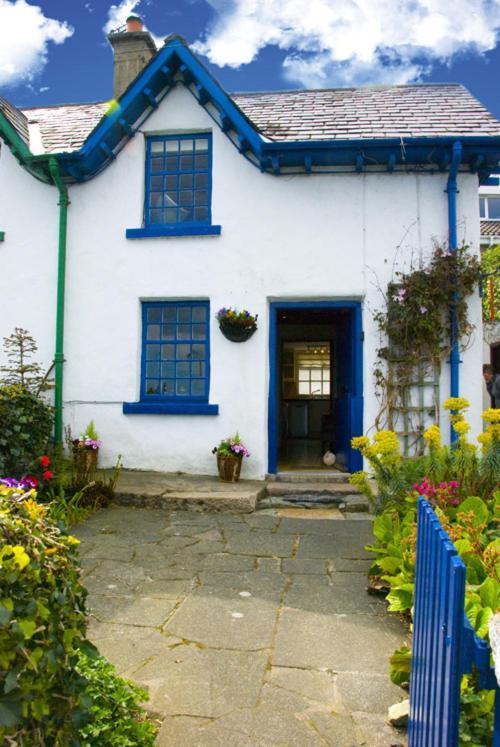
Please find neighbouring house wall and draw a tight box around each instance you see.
[0,85,484,476]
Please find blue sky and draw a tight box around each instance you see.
[1,0,499,119]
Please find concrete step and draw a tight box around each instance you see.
[266,481,361,496]
[268,471,351,483]
[114,488,264,514]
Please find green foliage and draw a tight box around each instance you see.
[0,328,53,394]
[0,484,91,745]
[459,676,495,747]
[390,646,411,687]
[374,244,480,365]
[82,419,99,442]
[363,422,499,744]
[481,245,500,322]
[75,652,157,746]
[0,483,155,745]
[0,385,53,477]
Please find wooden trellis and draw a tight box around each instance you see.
[387,356,440,457]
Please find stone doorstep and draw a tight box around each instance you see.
[113,488,265,514]
[109,469,370,514]
[267,471,351,483]
[265,481,361,496]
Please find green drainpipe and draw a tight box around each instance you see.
[48,157,70,444]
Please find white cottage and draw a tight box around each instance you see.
[1,18,499,478]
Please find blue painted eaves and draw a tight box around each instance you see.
[6,34,500,183]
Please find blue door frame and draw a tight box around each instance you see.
[268,301,364,474]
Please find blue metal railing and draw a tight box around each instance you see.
[409,497,500,746]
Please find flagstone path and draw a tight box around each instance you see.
[74,505,409,746]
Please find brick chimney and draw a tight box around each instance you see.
[108,15,157,99]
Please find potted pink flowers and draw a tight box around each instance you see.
[71,420,102,485]
[212,433,250,482]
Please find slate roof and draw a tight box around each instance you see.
[21,101,109,153]
[0,82,498,155]
[0,95,29,144]
[481,220,500,237]
[232,84,500,141]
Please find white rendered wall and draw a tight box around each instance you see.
[0,85,485,476]
[0,145,58,379]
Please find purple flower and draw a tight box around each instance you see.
[393,288,406,304]
[0,477,23,488]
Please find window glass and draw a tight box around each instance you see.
[142,302,209,400]
[146,134,211,227]
[479,197,486,218]
[488,197,500,219]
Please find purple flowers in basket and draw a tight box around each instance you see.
[212,433,251,459]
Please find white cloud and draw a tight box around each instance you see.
[195,0,500,87]
[104,0,141,34]
[104,0,162,47]
[0,0,73,87]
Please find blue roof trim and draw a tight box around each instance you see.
[22,36,500,183]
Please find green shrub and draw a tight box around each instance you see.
[0,483,90,745]
[75,652,157,746]
[358,402,500,746]
[0,385,53,476]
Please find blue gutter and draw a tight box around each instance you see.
[446,140,462,443]
[5,33,500,183]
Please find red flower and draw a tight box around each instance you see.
[42,470,54,481]
[39,455,51,468]
[23,475,39,489]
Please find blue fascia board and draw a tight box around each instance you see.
[123,401,219,415]
[126,225,221,238]
[41,31,500,182]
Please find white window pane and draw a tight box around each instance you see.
[298,382,310,395]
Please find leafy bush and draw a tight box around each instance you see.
[0,483,90,745]
[0,482,156,745]
[75,652,157,747]
[0,385,53,476]
[356,401,500,746]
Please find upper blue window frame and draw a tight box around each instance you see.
[140,300,210,403]
[145,133,212,229]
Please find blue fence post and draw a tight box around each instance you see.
[409,497,499,747]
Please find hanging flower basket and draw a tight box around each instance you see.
[217,307,257,343]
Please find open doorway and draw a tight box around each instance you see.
[268,303,363,474]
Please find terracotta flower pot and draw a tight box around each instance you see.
[217,454,242,482]
[72,446,99,485]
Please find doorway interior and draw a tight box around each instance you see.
[268,302,363,474]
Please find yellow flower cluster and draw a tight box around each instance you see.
[477,431,492,447]
[483,408,500,425]
[349,470,369,486]
[23,499,47,522]
[443,397,470,413]
[0,544,30,570]
[351,436,370,451]
[373,430,400,455]
[423,424,441,447]
[452,420,470,436]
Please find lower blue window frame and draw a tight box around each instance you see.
[140,300,210,403]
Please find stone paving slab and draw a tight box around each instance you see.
[73,505,408,746]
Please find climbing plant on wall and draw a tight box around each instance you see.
[373,244,481,454]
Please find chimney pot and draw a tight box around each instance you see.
[126,15,143,33]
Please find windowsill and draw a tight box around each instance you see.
[123,401,219,415]
[126,225,221,239]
